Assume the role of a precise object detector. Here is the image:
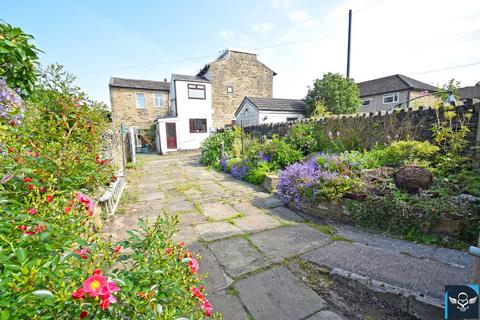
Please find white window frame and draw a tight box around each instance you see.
[153,92,164,108]
[227,85,233,93]
[135,93,146,109]
[383,92,399,104]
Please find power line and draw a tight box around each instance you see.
[409,61,480,76]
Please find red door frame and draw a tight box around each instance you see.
[166,123,177,149]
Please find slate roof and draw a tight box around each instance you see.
[358,74,437,97]
[109,77,170,91]
[458,85,480,99]
[235,97,306,116]
[171,74,210,83]
[197,49,277,77]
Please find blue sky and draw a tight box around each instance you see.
[2,0,480,104]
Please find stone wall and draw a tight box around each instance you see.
[242,104,480,154]
[210,51,274,128]
[110,87,169,130]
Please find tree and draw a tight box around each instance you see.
[305,72,361,116]
[0,23,41,97]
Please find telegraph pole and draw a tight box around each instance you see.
[346,9,352,78]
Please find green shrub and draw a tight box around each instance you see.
[245,161,271,185]
[285,122,317,155]
[379,140,439,166]
[200,128,237,166]
[264,135,303,168]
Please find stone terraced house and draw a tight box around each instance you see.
[109,49,276,153]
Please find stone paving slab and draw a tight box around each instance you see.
[137,191,165,202]
[173,225,199,246]
[207,291,250,320]
[232,201,265,216]
[201,202,241,221]
[252,195,284,209]
[235,266,326,320]
[250,224,332,262]
[307,310,347,320]
[189,244,233,293]
[178,212,207,227]
[165,199,195,213]
[233,214,283,233]
[267,206,305,223]
[330,221,474,269]
[208,236,271,278]
[301,241,470,299]
[195,222,244,242]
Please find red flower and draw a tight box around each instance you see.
[27,208,37,215]
[23,231,36,236]
[72,288,85,299]
[83,274,107,297]
[7,147,13,153]
[179,242,185,247]
[35,224,45,234]
[100,294,116,310]
[24,177,32,183]
[64,206,71,214]
[165,247,172,255]
[191,287,205,301]
[39,187,46,194]
[114,246,122,253]
[79,310,88,319]
[188,257,199,274]
[46,195,54,203]
[74,248,89,260]
[28,184,34,191]
[93,269,102,276]
[87,211,93,217]
[69,199,75,206]
[201,299,213,317]
[17,225,28,231]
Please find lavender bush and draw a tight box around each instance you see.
[231,164,248,180]
[0,79,24,126]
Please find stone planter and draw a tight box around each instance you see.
[289,199,353,223]
[262,174,279,193]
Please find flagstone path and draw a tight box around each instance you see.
[105,152,474,320]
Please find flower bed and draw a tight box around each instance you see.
[0,74,217,318]
[201,111,479,249]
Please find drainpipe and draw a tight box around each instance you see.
[469,243,480,284]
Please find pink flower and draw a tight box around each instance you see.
[27,208,37,215]
[71,288,85,299]
[64,206,71,214]
[188,257,199,274]
[191,287,204,301]
[83,274,107,297]
[76,192,94,211]
[100,281,120,296]
[46,195,53,203]
[17,225,28,231]
[74,248,89,260]
[165,247,172,255]
[201,299,213,317]
[114,245,122,253]
[35,224,45,234]
[39,187,46,194]
[100,294,117,310]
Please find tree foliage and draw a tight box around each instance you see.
[0,23,41,97]
[305,72,361,116]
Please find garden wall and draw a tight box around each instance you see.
[242,104,480,155]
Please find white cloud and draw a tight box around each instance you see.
[253,22,276,33]
[220,30,234,39]
[270,0,296,9]
[289,9,309,22]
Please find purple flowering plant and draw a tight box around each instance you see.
[231,164,248,180]
[0,79,24,126]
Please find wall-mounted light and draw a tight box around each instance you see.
[263,116,268,121]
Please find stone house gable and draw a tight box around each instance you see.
[199,50,275,128]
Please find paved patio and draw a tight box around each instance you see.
[104,152,474,320]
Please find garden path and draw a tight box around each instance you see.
[105,152,474,320]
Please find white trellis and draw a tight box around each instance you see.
[97,173,126,217]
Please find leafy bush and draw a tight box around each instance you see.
[244,161,271,185]
[264,135,303,168]
[200,128,237,166]
[378,140,439,166]
[0,23,40,97]
[1,70,216,318]
[285,122,317,155]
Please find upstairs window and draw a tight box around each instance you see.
[188,84,206,99]
[136,93,145,109]
[154,93,164,107]
[189,119,207,133]
[383,92,399,104]
[227,85,233,93]
[362,99,370,106]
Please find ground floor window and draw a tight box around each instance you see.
[383,92,399,104]
[189,118,207,133]
[287,117,298,121]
